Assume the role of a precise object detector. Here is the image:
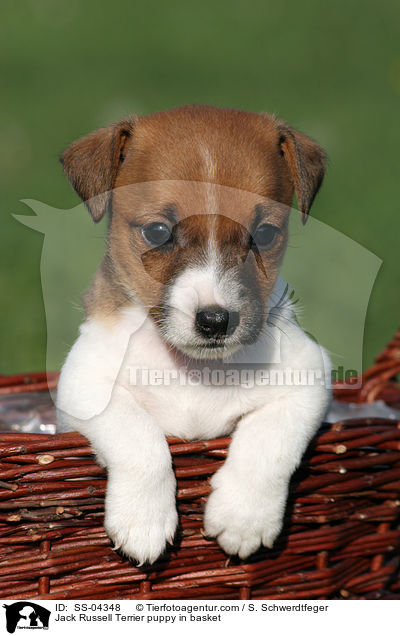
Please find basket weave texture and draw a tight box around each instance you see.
[0,330,399,600]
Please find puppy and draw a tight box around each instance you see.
[57,105,331,564]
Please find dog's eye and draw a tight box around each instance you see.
[252,223,279,250]
[142,222,172,247]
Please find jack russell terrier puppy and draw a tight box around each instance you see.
[57,105,331,565]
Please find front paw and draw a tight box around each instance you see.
[204,469,286,559]
[104,473,178,565]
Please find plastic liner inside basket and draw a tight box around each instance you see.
[1,388,400,435]
[326,398,400,422]
[0,391,57,434]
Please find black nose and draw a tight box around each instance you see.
[195,307,240,338]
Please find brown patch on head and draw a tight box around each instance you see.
[116,105,293,205]
[60,105,326,336]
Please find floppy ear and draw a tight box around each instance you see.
[278,122,326,224]
[60,118,135,222]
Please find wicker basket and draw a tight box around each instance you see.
[0,331,399,600]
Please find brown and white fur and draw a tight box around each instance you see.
[57,105,331,564]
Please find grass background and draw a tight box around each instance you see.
[1,0,399,374]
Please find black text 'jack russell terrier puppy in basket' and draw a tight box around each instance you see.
[57,105,331,564]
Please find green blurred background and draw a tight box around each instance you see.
[1,0,399,374]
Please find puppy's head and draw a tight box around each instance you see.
[61,105,326,359]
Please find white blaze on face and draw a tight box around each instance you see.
[202,145,218,215]
[169,264,225,316]
[201,146,219,253]
[160,150,249,354]
[163,257,242,351]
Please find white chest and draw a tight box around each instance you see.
[116,317,263,439]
